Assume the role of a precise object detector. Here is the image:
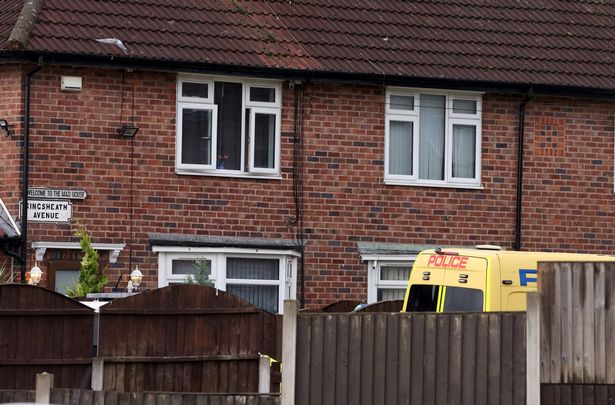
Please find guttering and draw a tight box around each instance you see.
[3,50,615,100]
[514,90,533,251]
[20,57,43,282]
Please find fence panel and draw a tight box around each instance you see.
[98,285,279,393]
[539,262,615,385]
[0,284,94,390]
[295,312,526,405]
[47,388,281,405]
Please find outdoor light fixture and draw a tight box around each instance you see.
[29,264,42,286]
[0,119,11,137]
[117,124,139,138]
[130,266,143,290]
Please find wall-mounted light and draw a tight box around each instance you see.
[30,264,42,286]
[130,266,143,291]
[0,119,11,137]
[117,124,139,138]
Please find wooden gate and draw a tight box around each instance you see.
[98,285,279,393]
[0,284,94,389]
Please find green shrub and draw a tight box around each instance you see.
[185,259,214,287]
[66,228,107,298]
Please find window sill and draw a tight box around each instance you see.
[175,168,283,180]
[384,179,484,190]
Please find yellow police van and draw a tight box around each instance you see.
[401,246,615,312]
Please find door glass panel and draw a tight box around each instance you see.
[55,270,80,295]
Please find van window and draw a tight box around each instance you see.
[407,284,440,311]
[406,284,484,312]
[443,287,483,312]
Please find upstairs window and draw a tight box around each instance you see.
[385,89,482,187]
[176,76,281,177]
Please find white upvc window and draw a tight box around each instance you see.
[176,75,282,178]
[365,257,415,304]
[385,88,482,188]
[154,247,297,314]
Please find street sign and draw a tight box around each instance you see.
[23,199,73,223]
[28,188,87,200]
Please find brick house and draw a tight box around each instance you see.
[1,0,614,312]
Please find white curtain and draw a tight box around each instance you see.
[389,120,413,175]
[452,124,476,178]
[419,94,446,180]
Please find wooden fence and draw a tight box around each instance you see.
[290,308,526,405]
[0,284,94,390]
[0,388,280,405]
[532,261,615,405]
[98,285,279,393]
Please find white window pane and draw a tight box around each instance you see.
[214,82,243,170]
[452,124,477,178]
[390,95,414,111]
[227,284,279,313]
[453,99,477,114]
[389,121,413,175]
[253,113,276,169]
[182,109,212,165]
[377,288,406,301]
[227,258,279,280]
[419,94,446,180]
[250,87,276,103]
[380,266,411,281]
[172,259,212,275]
[182,82,208,99]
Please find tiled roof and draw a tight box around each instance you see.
[3,0,615,90]
[0,0,24,49]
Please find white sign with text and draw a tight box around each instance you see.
[25,200,73,223]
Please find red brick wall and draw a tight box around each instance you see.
[0,65,23,215]
[0,65,24,278]
[11,65,615,304]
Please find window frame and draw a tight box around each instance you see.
[176,75,282,178]
[365,257,416,304]
[154,247,298,314]
[176,103,218,171]
[384,88,483,188]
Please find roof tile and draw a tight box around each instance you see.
[3,0,615,89]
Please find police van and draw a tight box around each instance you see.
[401,246,615,312]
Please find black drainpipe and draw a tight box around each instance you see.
[20,58,43,282]
[514,90,533,251]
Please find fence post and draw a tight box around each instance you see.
[526,292,540,405]
[91,358,104,391]
[35,372,54,403]
[258,355,272,393]
[281,300,298,405]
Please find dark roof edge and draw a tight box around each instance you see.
[6,0,44,50]
[3,50,615,100]
[148,233,305,250]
